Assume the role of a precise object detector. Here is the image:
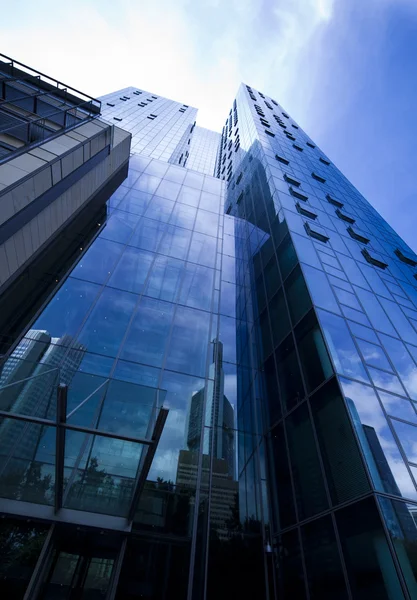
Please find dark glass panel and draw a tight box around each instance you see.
[263,257,280,301]
[277,234,298,280]
[276,529,307,599]
[270,423,296,529]
[259,309,272,359]
[301,515,348,600]
[284,265,312,325]
[310,378,370,505]
[336,497,405,599]
[274,334,305,412]
[264,354,281,424]
[116,537,190,600]
[268,287,291,349]
[286,402,328,519]
[294,310,333,393]
[378,497,417,598]
[0,518,49,599]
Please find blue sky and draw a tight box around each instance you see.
[2,0,417,250]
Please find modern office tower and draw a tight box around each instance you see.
[184,127,221,175]
[1,55,417,600]
[0,54,131,351]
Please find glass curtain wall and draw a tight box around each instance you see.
[0,154,268,599]
[222,83,417,599]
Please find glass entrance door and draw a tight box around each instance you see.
[41,546,115,599]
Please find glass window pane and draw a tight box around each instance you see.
[303,264,341,315]
[356,339,393,372]
[284,265,313,325]
[277,234,298,280]
[367,366,406,396]
[177,185,201,207]
[144,195,175,222]
[117,190,151,216]
[180,263,215,312]
[72,239,124,285]
[108,247,154,294]
[33,278,101,338]
[155,179,181,201]
[120,297,174,367]
[348,321,379,344]
[169,203,196,230]
[354,287,398,337]
[286,402,328,519]
[318,309,370,383]
[270,423,296,529]
[159,224,192,260]
[145,255,184,303]
[378,390,417,424]
[189,232,217,268]
[333,286,363,311]
[194,209,219,236]
[129,217,166,252]
[275,334,305,412]
[219,315,237,364]
[310,378,370,504]
[276,530,307,599]
[339,377,417,499]
[379,333,417,401]
[292,232,321,270]
[301,515,348,600]
[268,288,291,348]
[100,210,140,244]
[378,496,417,598]
[165,306,210,377]
[77,287,138,357]
[295,311,333,393]
[336,497,405,600]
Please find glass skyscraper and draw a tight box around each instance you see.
[1,60,417,599]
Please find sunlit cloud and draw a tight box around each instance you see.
[0,0,337,131]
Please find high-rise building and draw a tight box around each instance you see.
[0,57,417,600]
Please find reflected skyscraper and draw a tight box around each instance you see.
[1,56,417,600]
[187,339,235,477]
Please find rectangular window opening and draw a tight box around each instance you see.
[311,172,326,183]
[326,193,344,208]
[290,187,309,202]
[362,249,388,270]
[347,226,370,244]
[336,208,355,224]
[284,173,301,187]
[276,154,289,165]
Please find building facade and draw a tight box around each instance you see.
[0,61,417,600]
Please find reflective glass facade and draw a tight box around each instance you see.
[1,78,417,600]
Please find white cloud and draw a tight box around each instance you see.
[0,0,337,131]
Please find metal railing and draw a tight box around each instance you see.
[0,53,101,111]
